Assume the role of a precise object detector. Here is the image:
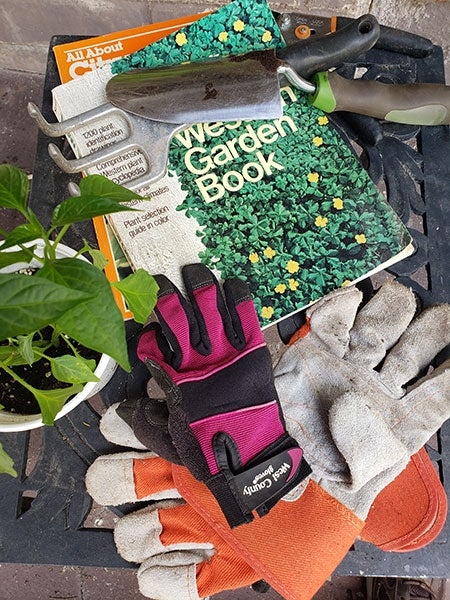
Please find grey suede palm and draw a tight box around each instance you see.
[274,280,450,518]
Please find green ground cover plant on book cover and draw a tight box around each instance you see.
[47,0,402,329]
[167,90,411,323]
[104,0,411,325]
[111,0,285,74]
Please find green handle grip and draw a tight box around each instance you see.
[310,70,450,125]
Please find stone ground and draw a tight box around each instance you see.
[0,0,449,598]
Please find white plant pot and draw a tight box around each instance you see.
[0,239,117,432]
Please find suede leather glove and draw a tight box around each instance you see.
[86,405,261,600]
[276,279,450,520]
[134,263,311,528]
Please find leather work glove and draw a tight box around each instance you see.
[134,263,311,528]
[86,405,261,600]
[170,279,450,600]
[276,279,450,519]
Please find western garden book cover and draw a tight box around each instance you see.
[51,0,413,328]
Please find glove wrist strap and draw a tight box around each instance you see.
[209,435,311,528]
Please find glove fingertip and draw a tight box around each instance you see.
[153,273,178,297]
[306,285,363,356]
[223,277,263,347]
[138,551,206,600]
[137,322,179,369]
[223,276,252,305]
[100,402,147,450]
[182,263,216,290]
[86,453,139,506]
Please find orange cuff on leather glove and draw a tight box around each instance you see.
[286,281,449,554]
[173,465,364,600]
[288,330,448,554]
[171,451,448,598]
[361,446,447,552]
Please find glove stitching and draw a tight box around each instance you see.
[382,378,450,434]
[232,291,252,304]
[156,286,175,298]
[186,563,199,600]
[311,481,364,527]
[143,401,170,431]
[191,277,214,291]
[146,359,182,405]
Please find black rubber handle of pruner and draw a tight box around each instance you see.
[276,14,380,79]
[337,16,434,57]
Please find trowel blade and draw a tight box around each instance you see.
[105,53,284,124]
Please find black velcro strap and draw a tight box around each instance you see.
[206,472,254,528]
[232,445,311,515]
[208,437,312,528]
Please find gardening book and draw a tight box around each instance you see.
[52,13,208,84]
[51,0,413,328]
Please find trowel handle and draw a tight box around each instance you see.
[310,70,450,125]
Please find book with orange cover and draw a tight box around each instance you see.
[53,14,206,84]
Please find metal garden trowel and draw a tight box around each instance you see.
[106,36,450,127]
[28,14,447,190]
[28,14,383,189]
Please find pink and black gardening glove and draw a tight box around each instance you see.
[134,263,311,528]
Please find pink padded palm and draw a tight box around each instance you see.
[190,401,286,475]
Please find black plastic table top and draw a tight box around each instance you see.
[0,29,449,579]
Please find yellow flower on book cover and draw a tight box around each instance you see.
[275,284,287,294]
[315,216,328,228]
[286,260,300,274]
[264,247,276,259]
[261,306,274,319]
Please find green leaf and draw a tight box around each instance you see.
[0,442,17,477]
[32,384,84,426]
[50,174,144,226]
[50,354,99,384]
[17,333,36,365]
[86,248,108,270]
[0,344,30,367]
[78,174,145,202]
[112,269,159,324]
[0,247,36,269]
[39,258,130,371]
[0,273,92,340]
[0,164,29,211]
[51,194,138,226]
[0,223,43,250]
